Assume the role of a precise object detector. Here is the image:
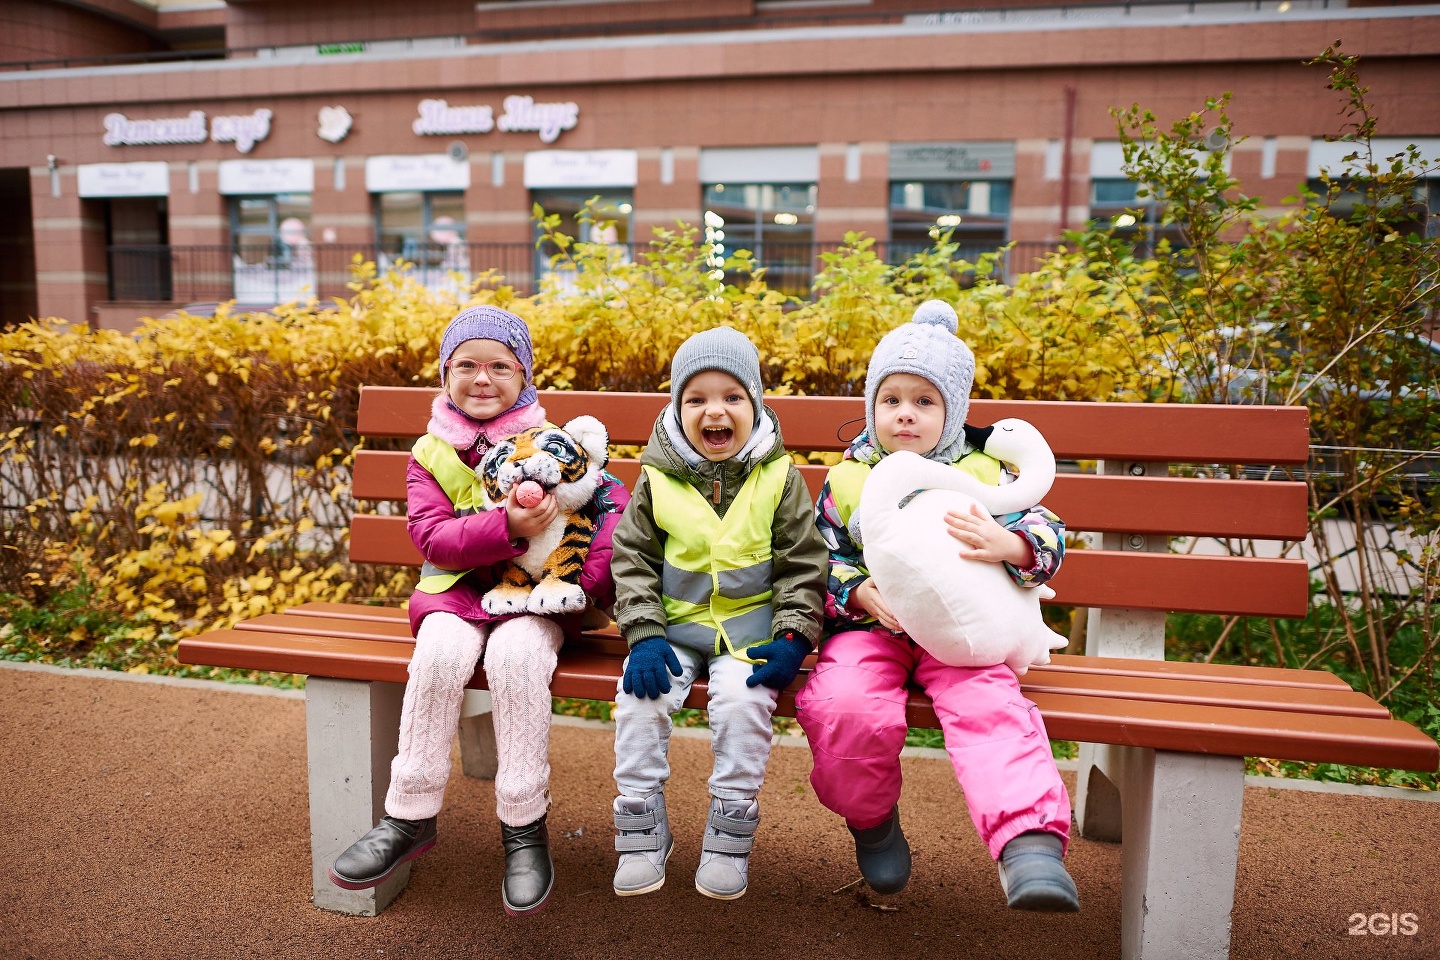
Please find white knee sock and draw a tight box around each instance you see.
[387,612,486,820]
[484,615,563,826]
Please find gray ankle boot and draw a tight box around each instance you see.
[998,831,1080,912]
[613,793,673,896]
[694,797,758,900]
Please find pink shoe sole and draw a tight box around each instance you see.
[327,837,437,890]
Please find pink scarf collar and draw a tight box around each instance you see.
[427,391,547,451]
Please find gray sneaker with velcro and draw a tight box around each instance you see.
[612,793,673,896]
[694,796,759,900]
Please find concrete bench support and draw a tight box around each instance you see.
[1118,747,1246,960]
[304,677,408,915]
[1074,458,1171,844]
[459,689,499,780]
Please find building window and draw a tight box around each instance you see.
[1087,178,1182,256]
[530,189,634,292]
[375,191,466,266]
[1305,178,1438,239]
[888,180,1011,259]
[231,194,311,266]
[702,182,816,295]
[229,193,313,302]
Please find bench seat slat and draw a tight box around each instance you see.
[188,619,1380,717]
[1023,671,1388,719]
[1023,692,1439,771]
[176,630,1437,771]
[270,605,1360,693]
[354,450,1309,541]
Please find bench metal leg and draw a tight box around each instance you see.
[458,689,499,780]
[1120,748,1245,960]
[304,677,408,915]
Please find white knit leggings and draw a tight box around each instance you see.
[385,612,563,827]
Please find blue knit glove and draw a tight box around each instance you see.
[745,630,811,690]
[622,636,683,699]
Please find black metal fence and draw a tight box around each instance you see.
[107,240,1061,306]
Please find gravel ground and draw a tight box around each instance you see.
[1,661,1436,960]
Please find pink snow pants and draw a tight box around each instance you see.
[795,628,1071,860]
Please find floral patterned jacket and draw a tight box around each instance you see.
[814,429,1066,629]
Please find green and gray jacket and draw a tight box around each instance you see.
[610,405,828,658]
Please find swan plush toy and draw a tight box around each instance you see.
[855,418,1068,674]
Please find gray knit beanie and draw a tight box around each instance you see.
[668,326,764,424]
[865,299,975,462]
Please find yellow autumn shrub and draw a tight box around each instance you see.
[0,223,1177,672]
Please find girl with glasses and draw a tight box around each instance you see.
[328,305,628,917]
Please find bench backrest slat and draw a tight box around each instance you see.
[353,450,1309,540]
[358,388,1312,464]
[350,385,1313,621]
[348,513,1308,618]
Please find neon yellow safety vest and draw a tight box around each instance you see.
[410,433,489,594]
[644,457,791,662]
[826,450,1003,524]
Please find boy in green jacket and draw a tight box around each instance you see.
[607,326,827,901]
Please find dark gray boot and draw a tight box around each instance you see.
[998,831,1080,912]
[848,806,911,895]
[500,816,554,916]
[329,815,437,890]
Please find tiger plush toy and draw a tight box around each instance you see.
[477,415,609,617]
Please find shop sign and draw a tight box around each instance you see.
[102,108,274,154]
[523,150,637,188]
[365,154,471,192]
[218,158,315,195]
[889,142,1015,180]
[77,161,170,198]
[413,95,579,144]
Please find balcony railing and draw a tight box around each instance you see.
[106,240,1062,306]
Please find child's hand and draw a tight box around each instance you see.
[945,501,1035,567]
[851,578,902,633]
[622,637,684,699]
[505,485,558,540]
[745,630,810,690]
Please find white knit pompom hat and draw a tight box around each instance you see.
[864,300,976,462]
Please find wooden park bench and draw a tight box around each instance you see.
[178,386,1439,959]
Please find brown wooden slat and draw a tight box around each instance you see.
[358,387,1311,465]
[283,601,409,623]
[215,618,1374,715]
[352,450,410,501]
[1051,551,1310,618]
[354,451,1307,541]
[1043,475,1310,540]
[349,514,421,565]
[1017,692,1439,771]
[1022,671,1388,719]
[260,609,1357,692]
[235,613,414,640]
[176,631,1438,771]
[1038,654,1352,690]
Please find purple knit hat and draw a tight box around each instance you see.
[439,305,537,411]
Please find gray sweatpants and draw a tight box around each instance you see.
[613,642,780,801]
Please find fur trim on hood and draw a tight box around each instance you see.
[427,392,547,450]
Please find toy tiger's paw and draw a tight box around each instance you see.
[526,578,587,615]
[483,583,532,616]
